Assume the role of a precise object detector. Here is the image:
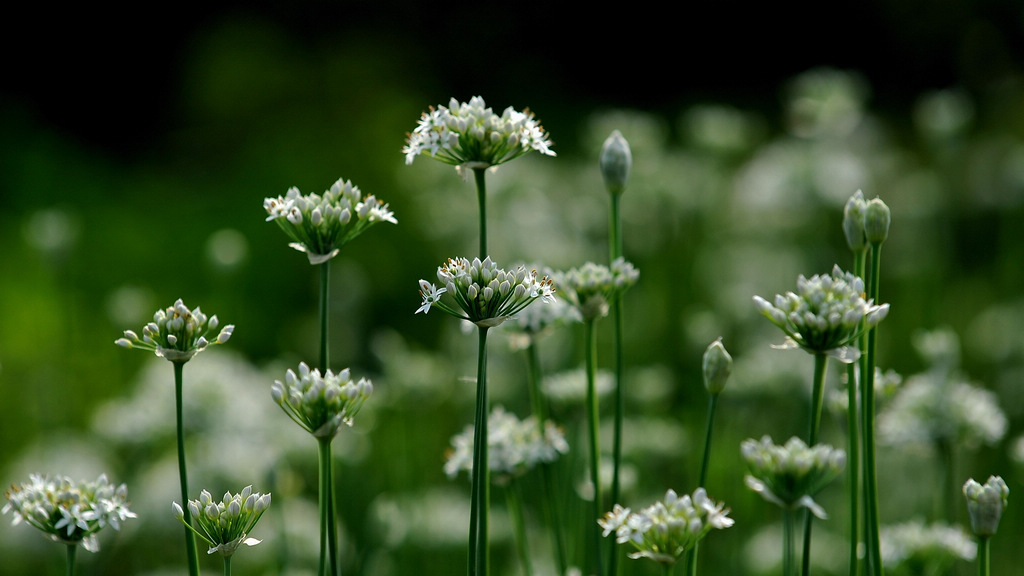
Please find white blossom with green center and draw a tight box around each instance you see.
[598,488,734,565]
[880,520,976,574]
[263,177,397,264]
[416,256,555,327]
[555,258,639,321]
[114,298,234,363]
[963,476,1008,537]
[444,406,569,484]
[271,362,373,439]
[3,474,136,552]
[173,486,271,557]
[753,264,888,362]
[403,96,555,174]
[741,436,846,518]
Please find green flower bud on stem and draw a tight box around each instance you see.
[600,130,632,195]
[864,197,891,244]
[842,190,868,252]
[702,338,732,395]
[963,476,1008,537]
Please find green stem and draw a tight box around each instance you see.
[848,249,866,576]
[506,480,534,576]
[686,394,720,576]
[66,544,76,576]
[526,341,548,424]
[977,535,990,576]
[319,260,330,373]
[783,509,796,576]
[223,555,232,576]
[663,561,674,576]
[937,437,955,523]
[317,437,334,576]
[474,168,488,259]
[801,353,829,576]
[862,242,884,576]
[174,362,201,576]
[608,179,624,576]
[317,260,339,576]
[469,327,491,576]
[584,319,603,576]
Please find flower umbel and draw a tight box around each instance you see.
[598,488,734,565]
[415,256,555,327]
[264,177,397,264]
[173,486,271,557]
[271,362,373,438]
[444,406,569,484]
[3,473,136,552]
[554,258,639,321]
[741,436,846,518]
[403,96,555,174]
[963,476,1008,537]
[880,520,976,574]
[114,298,233,363]
[753,264,888,362]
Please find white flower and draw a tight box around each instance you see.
[416,280,448,314]
[444,406,569,483]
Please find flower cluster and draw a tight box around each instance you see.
[3,474,136,552]
[963,476,1008,537]
[877,375,1007,449]
[264,177,397,264]
[880,520,976,574]
[753,264,888,362]
[599,488,734,565]
[444,406,569,484]
[114,298,234,363]
[416,257,555,327]
[173,486,271,557]
[554,258,639,321]
[271,362,373,438]
[403,96,555,173]
[741,436,846,518]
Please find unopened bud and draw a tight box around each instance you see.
[864,197,890,244]
[842,190,868,252]
[963,476,1008,536]
[702,338,733,395]
[600,130,632,195]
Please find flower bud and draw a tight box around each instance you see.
[864,197,890,244]
[599,130,632,195]
[963,476,1008,536]
[842,190,868,252]
[702,338,733,395]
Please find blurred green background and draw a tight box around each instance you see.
[3,2,1024,575]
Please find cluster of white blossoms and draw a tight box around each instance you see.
[271,362,373,439]
[963,475,1009,537]
[880,520,976,574]
[173,486,271,557]
[3,473,136,552]
[753,264,889,362]
[416,256,555,327]
[598,488,734,565]
[403,96,555,173]
[264,177,397,264]
[115,298,234,363]
[741,436,846,519]
[554,258,640,321]
[444,406,569,484]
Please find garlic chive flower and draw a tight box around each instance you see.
[3,474,136,552]
[173,486,271,557]
[115,298,234,363]
[264,177,397,265]
[271,362,373,438]
[741,436,846,519]
[403,96,555,175]
[555,258,639,321]
[600,130,632,195]
[598,488,734,565]
[753,265,888,363]
[415,256,556,328]
[963,476,1008,537]
[444,406,569,484]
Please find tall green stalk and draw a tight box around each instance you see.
[977,536,990,576]
[862,241,884,576]
[223,555,232,576]
[468,327,491,576]
[318,260,339,576]
[608,190,625,576]
[584,319,603,576]
[848,249,866,576]
[801,353,829,576]
[174,361,202,576]
[474,168,488,258]
[685,393,720,576]
[783,509,796,576]
[66,544,76,576]
[317,437,334,576]
[506,479,533,576]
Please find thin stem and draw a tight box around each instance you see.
[469,327,491,576]
[317,437,334,576]
[319,260,330,372]
[663,561,674,576]
[526,341,548,424]
[584,319,604,576]
[66,544,76,576]
[506,480,534,576]
[608,186,624,576]
[848,249,866,576]
[937,437,955,522]
[977,535,990,576]
[783,509,796,576]
[801,353,829,576]
[686,393,720,576]
[317,261,339,576]
[174,362,201,576]
[223,555,232,576]
[474,168,488,259]
[862,242,884,576]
